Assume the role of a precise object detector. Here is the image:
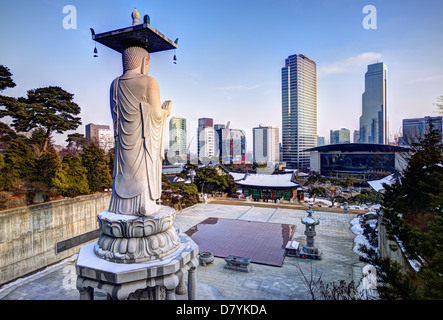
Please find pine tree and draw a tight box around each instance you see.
[374,120,443,299]
[0,65,16,92]
[3,139,36,183]
[62,153,90,197]
[65,133,88,156]
[0,86,81,151]
[0,122,21,151]
[35,149,68,194]
[27,127,55,155]
[81,142,112,193]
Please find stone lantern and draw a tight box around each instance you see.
[298,205,322,260]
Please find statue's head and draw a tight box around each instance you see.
[122,46,150,75]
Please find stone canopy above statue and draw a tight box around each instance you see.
[92,20,177,53]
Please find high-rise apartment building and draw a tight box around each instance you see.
[215,124,246,164]
[229,129,246,164]
[197,118,215,160]
[281,54,317,169]
[214,124,229,163]
[85,123,114,152]
[400,116,443,145]
[169,117,187,160]
[330,128,350,144]
[85,123,110,144]
[359,62,389,144]
[253,125,280,164]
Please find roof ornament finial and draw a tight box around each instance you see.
[132,6,141,25]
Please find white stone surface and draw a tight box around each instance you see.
[76,234,198,285]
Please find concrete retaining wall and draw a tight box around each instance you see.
[378,216,413,272]
[0,192,111,286]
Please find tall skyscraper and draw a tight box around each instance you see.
[359,62,389,144]
[281,54,317,169]
[197,118,215,160]
[330,128,350,144]
[253,125,280,164]
[169,117,187,160]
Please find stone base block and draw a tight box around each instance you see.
[297,246,322,260]
[224,264,252,273]
[224,255,252,272]
[75,233,199,300]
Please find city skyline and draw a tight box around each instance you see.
[1,1,443,154]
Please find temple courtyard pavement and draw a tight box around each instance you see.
[0,201,366,300]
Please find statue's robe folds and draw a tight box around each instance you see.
[108,75,167,216]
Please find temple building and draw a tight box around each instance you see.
[231,171,303,202]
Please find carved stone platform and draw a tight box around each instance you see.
[76,206,199,300]
[94,207,180,263]
[76,233,199,300]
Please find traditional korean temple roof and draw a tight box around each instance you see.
[231,171,299,188]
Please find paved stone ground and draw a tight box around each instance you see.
[0,203,364,300]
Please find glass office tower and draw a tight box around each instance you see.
[330,128,351,144]
[401,116,443,145]
[359,62,389,144]
[281,54,317,169]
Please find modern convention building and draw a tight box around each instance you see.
[306,143,410,178]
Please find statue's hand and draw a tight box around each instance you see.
[161,100,172,116]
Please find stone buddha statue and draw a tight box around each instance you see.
[108,45,171,216]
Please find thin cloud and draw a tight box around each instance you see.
[410,75,443,83]
[217,84,262,91]
[319,52,383,76]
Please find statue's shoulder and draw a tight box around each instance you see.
[145,75,159,85]
[141,75,159,90]
[110,77,120,88]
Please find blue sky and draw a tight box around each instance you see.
[1,0,442,152]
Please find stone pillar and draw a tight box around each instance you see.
[166,288,176,300]
[79,287,94,300]
[176,273,187,295]
[188,267,197,300]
